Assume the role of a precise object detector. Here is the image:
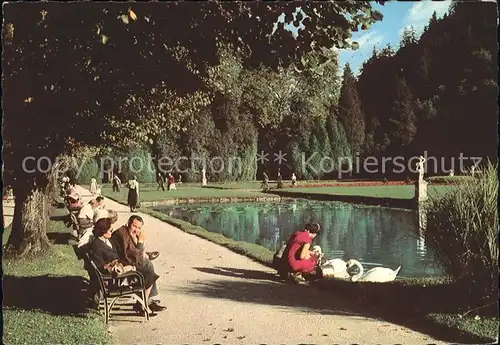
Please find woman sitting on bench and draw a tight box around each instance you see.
[89,218,161,315]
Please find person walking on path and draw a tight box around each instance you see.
[112,174,121,192]
[126,176,140,212]
[262,172,270,191]
[156,172,165,191]
[90,177,98,196]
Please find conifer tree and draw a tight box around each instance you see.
[337,64,365,155]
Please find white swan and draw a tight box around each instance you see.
[320,258,350,279]
[346,259,401,283]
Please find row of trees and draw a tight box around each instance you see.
[2,2,384,255]
[93,1,497,183]
[3,2,496,256]
[340,2,497,173]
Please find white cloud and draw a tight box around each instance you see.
[402,1,451,34]
[354,31,384,48]
[339,30,384,71]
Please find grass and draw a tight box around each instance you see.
[102,183,454,206]
[101,185,274,203]
[279,185,451,199]
[427,175,475,184]
[2,206,115,345]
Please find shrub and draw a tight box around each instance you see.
[73,158,99,185]
[427,175,474,184]
[118,147,156,183]
[424,164,498,307]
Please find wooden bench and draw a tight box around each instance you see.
[73,245,150,324]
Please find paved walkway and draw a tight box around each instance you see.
[3,199,14,228]
[8,187,446,344]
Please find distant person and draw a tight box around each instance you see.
[262,172,270,191]
[112,174,121,192]
[168,173,176,191]
[177,174,182,184]
[156,172,165,191]
[90,178,98,196]
[126,176,140,212]
[291,173,297,187]
[276,222,323,282]
[277,170,283,189]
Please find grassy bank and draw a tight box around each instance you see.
[101,185,272,203]
[134,206,497,343]
[102,183,454,207]
[2,207,115,345]
[279,184,451,199]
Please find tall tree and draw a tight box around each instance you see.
[388,76,417,151]
[337,64,365,155]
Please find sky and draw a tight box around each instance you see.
[338,1,452,74]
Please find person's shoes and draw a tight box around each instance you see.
[289,272,305,284]
[147,251,160,261]
[133,302,157,316]
[149,300,167,312]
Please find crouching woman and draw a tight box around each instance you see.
[278,222,323,282]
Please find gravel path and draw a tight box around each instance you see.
[16,187,449,344]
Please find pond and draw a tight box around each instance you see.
[154,200,444,278]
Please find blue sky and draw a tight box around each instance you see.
[338,1,452,74]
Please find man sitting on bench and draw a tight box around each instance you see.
[111,215,166,313]
[89,218,161,316]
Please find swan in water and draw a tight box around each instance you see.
[346,259,401,283]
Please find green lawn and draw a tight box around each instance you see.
[2,207,115,345]
[102,183,453,204]
[101,185,274,202]
[280,185,452,199]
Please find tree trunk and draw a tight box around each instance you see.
[6,184,51,256]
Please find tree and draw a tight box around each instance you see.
[388,76,417,151]
[2,2,384,255]
[337,64,365,155]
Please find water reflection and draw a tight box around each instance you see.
[155,200,444,278]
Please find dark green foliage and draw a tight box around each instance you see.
[388,76,417,151]
[72,158,100,185]
[118,147,156,183]
[357,1,497,166]
[337,64,365,155]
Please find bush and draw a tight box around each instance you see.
[424,164,498,306]
[427,175,474,184]
[118,147,156,183]
[73,158,99,185]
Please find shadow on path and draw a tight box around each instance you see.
[187,269,366,317]
[3,275,90,316]
[187,266,491,344]
[194,267,279,282]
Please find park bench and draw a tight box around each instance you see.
[64,199,81,237]
[73,245,150,324]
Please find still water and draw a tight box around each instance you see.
[155,200,444,278]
